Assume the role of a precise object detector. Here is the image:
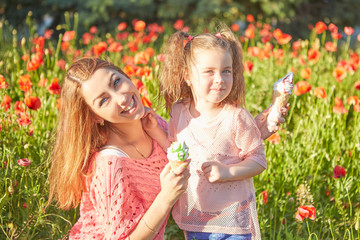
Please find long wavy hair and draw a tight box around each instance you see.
[48,58,129,210]
[160,23,245,111]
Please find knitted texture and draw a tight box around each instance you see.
[169,100,266,239]
[69,139,168,240]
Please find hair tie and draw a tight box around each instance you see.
[187,35,194,41]
[215,33,222,38]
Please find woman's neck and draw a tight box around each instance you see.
[106,120,146,145]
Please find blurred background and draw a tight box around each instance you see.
[1,0,360,40]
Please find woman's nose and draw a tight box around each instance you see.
[115,94,126,107]
[215,74,224,83]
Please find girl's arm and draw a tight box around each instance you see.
[255,103,289,140]
[201,157,265,183]
[141,108,171,151]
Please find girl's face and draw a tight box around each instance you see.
[187,48,233,108]
[81,68,145,124]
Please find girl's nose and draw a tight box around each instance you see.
[215,74,224,83]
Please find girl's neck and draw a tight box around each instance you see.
[189,100,224,120]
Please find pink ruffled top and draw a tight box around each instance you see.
[69,139,169,240]
[169,100,266,239]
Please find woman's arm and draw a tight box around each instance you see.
[129,163,189,239]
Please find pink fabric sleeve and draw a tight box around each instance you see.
[91,155,145,240]
[235,108,267,169]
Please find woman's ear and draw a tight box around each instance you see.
[93,115,104,125]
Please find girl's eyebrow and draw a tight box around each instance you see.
[92,72,115,105]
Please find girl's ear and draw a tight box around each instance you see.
[93,114,104,124]
[184,69,192,86]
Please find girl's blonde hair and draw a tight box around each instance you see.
[160,24,245,110]
[48,58,128,210]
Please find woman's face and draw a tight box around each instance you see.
[81,68,145,124]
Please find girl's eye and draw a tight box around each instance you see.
[224,69,232,74]
[99,97,108,106]
[114,78,120,87]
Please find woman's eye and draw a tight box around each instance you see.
[100,97,108,106]
[114,78,120,87]
[224,69,232,74]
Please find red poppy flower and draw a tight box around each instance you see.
[82,33,93,45]
[333,104,348,114]
[246,14,255,22]
[123,65,136,77]
[354,81,360,90]
[63,30,75,42]
[333,165,346,179]
[0,75,8,89]
[314,87,326,99]
[44,29,53,39]
[315,21,327,34]
[347,96,359,105]
[244,61,254,74]
[328,23,338,33]
[292,40,301,51]
[27,58,41,72]
[134,51,150,65]
[231,23,240,32]
[48,79,61,95]
[267,132,280,144]
[344,26,354,36]
[308,48,321,62]
[1,95,11,111]
[300,68,311,80]
[332,66,347,82]
[92,41,107,56]
[331,32,342,40]
[61,41,70,51]
[354,102,360,112]
[325,41,337,52]
[261,190,268,204]
[25,96,41,110]
[296,205,316,221]
[294,81,312,96]
[18,75,32,92]
[89,26,98,34]
[14,101,25,115]
[245,27,255,39]
[117,22,127,31]
[57,59,66,71]
[17,158,31,167]
[108,42,123,53]
[273,29,292,45]
[16,112,31,126]
[133,20,146,31]
[173,19,184,30]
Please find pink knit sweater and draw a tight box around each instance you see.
[69,140,168,239]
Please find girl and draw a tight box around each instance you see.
[145,25,287,239]
[48,58,190,240]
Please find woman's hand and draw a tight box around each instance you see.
[255,103,290,140]
[158,162,189,206]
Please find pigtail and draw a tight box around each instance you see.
[160,31,192,111]
[217,24,246,107]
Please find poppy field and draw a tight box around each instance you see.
[0,12,360,239]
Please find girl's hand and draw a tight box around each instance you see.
[201,161,230,183]
[255,103,290,140]
[159,163,189,206]
[141,107,158,133]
